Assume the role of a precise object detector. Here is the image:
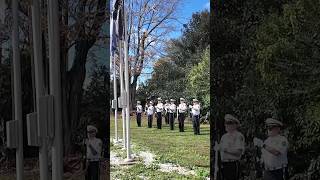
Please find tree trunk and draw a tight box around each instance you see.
[65,41,90,153]
[60,0,106,153]
[129,74,139,111]
[60,0,70,154]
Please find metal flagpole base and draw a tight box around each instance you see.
[112,138,122,144]
[119,158,136,165]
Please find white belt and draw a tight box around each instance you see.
[222,159,239,162]
[87,158,100,162]
[265,165,287,171]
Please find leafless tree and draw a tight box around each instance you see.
[126,0,181,109]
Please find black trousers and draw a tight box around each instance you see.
[169,113,174,130]
[136,113,141,127]
[165,112,169,124]
[86,161,100,180]
[178,113,185,132]
[148,115,153,128]
[192,115,200,135]
[263,168,288,180]
[156,112,162,129]
[221,161,240,180]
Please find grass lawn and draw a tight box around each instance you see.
[110,112,210,179]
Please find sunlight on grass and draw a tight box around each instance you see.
[110,113,210,178]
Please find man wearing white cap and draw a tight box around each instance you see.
[85,125,102,180]
[218,114,245,180]
[177,98,187,132]
[168,99,177,130]
[136,101,143,127]
[191,99,201,135]
[155,97,164,129]
[147,101,155,128]
[164,100,170,124]
[254,118,288,180]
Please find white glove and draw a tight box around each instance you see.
[253,137,263,148]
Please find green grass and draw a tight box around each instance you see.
[110,113,210,179]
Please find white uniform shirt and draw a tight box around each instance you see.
[191,104,200,116]
[178,103,187,113]
[164,103,170,113]
[169,103,176,113]
[136,105,143,113]
[262,135,288,170]
[86,137,102,161]
[147,105,154,115]
[220,131,245,161]
[156,102,164,112]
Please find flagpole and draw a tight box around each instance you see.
[111,10,119,142]
[123,0,133,161]
[119,39,126,149]
[31,0,49,179]
[47,0,64,179]
[12,0,24,179]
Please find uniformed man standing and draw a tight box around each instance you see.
[254,118,289,180]
[155,97,164,129]
[136,101,143,127]
[168,99,176,130]
[147,101,155,128]
[191,99,201,135]
[85,125,102,180]
[177,98,187,132]
[216,114,245,180]
[164,100,170,124]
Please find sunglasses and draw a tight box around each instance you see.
[87,131,96,134]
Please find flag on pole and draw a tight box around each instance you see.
[111,0,125,56]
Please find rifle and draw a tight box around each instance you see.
[213,116,222,180]
[254,145,263,178]
[176,105,179,122]
[214,141,219,180]
[88,143,98,156]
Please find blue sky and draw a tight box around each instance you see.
[137,0,210,87]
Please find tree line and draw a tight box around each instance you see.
[211,0,320,179]
[135,10,210,116]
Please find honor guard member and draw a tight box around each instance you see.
[147,101,155,128]
[85,125,102,180]
[218,114,245,180]
[164,100,170,124]
[168,99,176,130]
[155,98,164,129]
[253,118,289,180]
[177,98,187,132]
[136,101,143,127]
[191,99,201,135]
